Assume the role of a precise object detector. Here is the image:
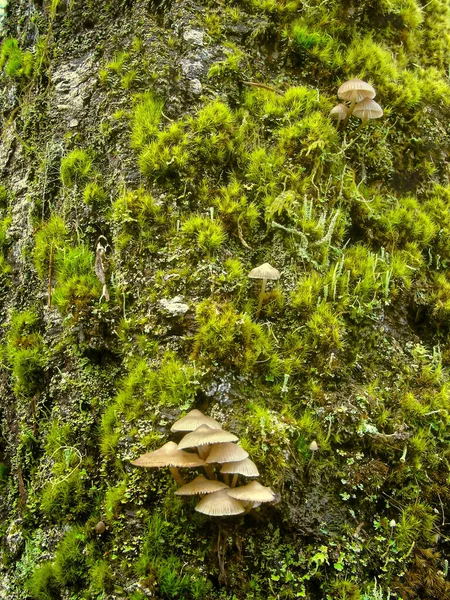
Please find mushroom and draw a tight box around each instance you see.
[205,443,249,465]
[171,409,222,433]
[177,425,238,451]
[227,480,276,512]
[309,440,319,452]
[95,521,106,534]
[175,475,229,496]
[195,489,246,516]
[248,263,281,319]
[329,104,349,129]
[131,441,205,486]
[352,97,383,128]
[220,457,259,488]
[338,79,376,120]
[177,424,239,479]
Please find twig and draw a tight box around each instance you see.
[241,81,283,95]
[438,493,445,526]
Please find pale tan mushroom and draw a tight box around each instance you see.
[178,425,238,451]
[338,79,376,125]
[352,98,383,127]
[195,489,246,516]
[227,480,276,512]
[329,104,349,129]
[205,443,249,465]
[248,263,281,318]
[131,441,205,486]
[220,457,259,487]
[171,409,222,433]
[175,475,229,496]
[338,78,375,105]
[178,424,239,479]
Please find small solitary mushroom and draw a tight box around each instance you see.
[352,98,383,128]
[175,475,229,496]
[95,521,106,534]
[248,263,281,319]
[309,440,319,452]
[329,104,349,129]
[131,441,205,486]
[195,489,246,516]
[338,79,376,117]
[171,409,222,433]
[227,481,276,512]
[220,457,259,488]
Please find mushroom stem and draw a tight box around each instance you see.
[256,278,267,319]
[231,474,239,488]
[355,118,368,132]
[342,97,357,128]
[243,501,255,514]
[198,446,209,460]
[169,467,186,486]
[203,465,217,480]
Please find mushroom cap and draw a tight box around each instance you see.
[220,458,260,477]
[227,481,276,503]
[309,440,319,452]
[248,263,280,281]
[178,425,238,450]
[131,441,205,468]
[329,104,349,121]
[352,98,383,121]
[95,521,106,534]
[175,475,229,496]
[195,489,246,516]
[205,443,249,464]
[171,409,222,433]
[337,79,376,103]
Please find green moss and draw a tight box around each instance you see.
[53,526,86,587]
[60,149,93,188]
[192,299,272,370]
[83,181,106,206]
[6,310,45,397]
[33,215,68,280]
[130,91,164,149]
[0,37,34,80]
[52,245,101,317]
[181,215,227,255]
[40,469,91,519]
[88,560,114,594]
[26,562,60,600]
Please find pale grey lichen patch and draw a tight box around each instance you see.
[160,296,189,316]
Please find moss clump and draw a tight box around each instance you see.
[26,562,59,600]
[33,215,68,280]
[0,37,34,80]
[52,245,102,318]
[6,310,46,398]
[192,299,272,371]
[181,215,227,255]
[130,91,164,149]
[60,149,93,188]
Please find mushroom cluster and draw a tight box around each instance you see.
[330,79,383,130]
[131,409,276,517]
